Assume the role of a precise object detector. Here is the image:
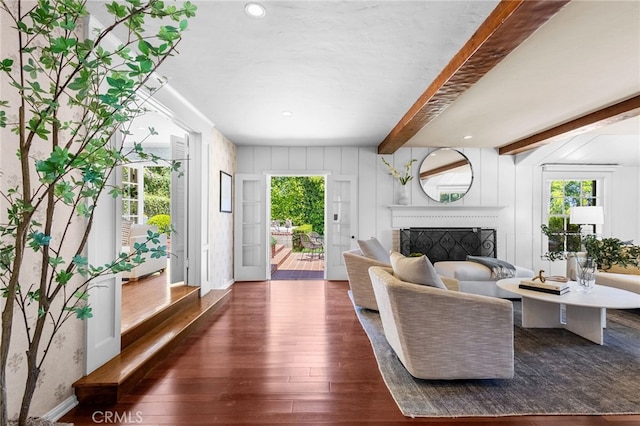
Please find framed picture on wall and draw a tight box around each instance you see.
[220,171,232,213]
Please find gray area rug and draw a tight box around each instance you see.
[354,299,640,417]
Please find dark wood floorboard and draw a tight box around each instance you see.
[61,280,639,425]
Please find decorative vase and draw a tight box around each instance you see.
[576,257,596,293]
[398,184,409,205]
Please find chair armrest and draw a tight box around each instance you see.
[343,250,390,310]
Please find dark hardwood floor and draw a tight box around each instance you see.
[61,280,639,425]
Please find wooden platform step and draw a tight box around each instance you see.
[271,244,292,272]
[73,288,230,405]
[121,285,199,350]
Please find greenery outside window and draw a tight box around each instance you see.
[545,178,601,254]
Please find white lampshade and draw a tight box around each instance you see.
[570,206,604,225]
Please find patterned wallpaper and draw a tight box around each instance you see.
[1,10,84,419]
[210,128,236,288]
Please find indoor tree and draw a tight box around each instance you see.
[0,1,196,424]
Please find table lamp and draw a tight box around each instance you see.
[570,206,604,236]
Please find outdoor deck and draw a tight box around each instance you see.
[271,244,324,279]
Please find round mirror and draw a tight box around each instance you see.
[419,148,473,203]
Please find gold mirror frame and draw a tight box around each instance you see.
[419,148,473,203]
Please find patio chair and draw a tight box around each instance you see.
[310,232,324,259]
[300,233,324,260]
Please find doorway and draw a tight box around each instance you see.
[118,123,189,334]
[269,175,325,280]
[234,173,356,281]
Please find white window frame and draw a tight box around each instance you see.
[541,165,616,252]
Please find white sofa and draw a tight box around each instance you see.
[434,261,534,298]
[595,271,640,294]
[566,253,640,295]
[122,224,167,281]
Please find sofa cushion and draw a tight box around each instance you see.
[357,237,390,264]
[390,251,447,289]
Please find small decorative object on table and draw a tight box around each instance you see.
[381,157,416,205]
[576,257,596,293]
[519,270,570,295]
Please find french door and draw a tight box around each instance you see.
[325,175,357,280]
[170,135,188,284]
[234,173,357,281]
[234,174,268,281]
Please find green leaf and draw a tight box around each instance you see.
[56,270,74,285]
[74,290,89,301]
[0,58,13,71]
[27,289,40,302]
[74,305,93,320]
[138,40,151,55]
[49,256,65,267]
[183,2,198,18]
[73,255,89,266]
[28,231,51,251]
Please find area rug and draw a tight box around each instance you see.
[353,299,640,417]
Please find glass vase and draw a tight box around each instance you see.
[576,257,596,293]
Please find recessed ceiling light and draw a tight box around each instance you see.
[281,110,293,117]
[463,135,473,140]
[245,3,266,18]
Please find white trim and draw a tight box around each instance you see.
[42,395,78,422]
[541,164,620,173]
[265,170,331,176]
[388,205,506,229]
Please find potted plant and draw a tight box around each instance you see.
[0,1,196,424]
[541,225,640,271]
[380,157,417,205]
[583,235,640,271]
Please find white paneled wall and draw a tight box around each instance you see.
[237,145,639,275]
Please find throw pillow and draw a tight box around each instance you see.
[389,251,447,289]
[357,237,390,264]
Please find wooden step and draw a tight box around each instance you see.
[121,285,199,350]
[73,288,230,404]
[271,246,292,267]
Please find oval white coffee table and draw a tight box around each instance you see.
[497,278,640,345]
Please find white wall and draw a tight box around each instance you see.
[238,143,639,277]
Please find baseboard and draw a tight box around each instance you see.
[223,279,234,289]
[42,395,78,421]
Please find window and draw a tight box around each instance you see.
[545,179,600,253]
[122,165,142,223]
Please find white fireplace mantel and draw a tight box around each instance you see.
[388,205,506,229]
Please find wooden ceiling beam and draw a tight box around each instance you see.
[498,95,640,156]
[377,0,570,155]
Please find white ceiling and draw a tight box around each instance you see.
[88,1,640,165]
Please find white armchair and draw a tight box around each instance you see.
[368,266,514,380]
[122,224,167,281]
